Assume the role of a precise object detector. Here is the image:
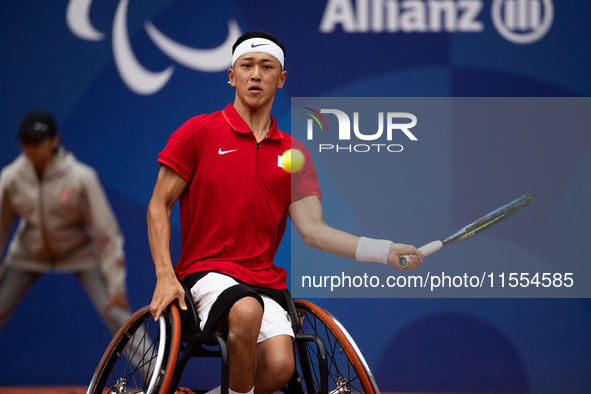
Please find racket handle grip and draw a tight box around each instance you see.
[399,241,443,268]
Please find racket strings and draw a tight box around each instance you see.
[446,195,532,245]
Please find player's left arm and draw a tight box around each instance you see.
[289,195,423,270]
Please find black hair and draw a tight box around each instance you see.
[232,31,286,58]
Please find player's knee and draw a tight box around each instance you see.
[256,361,294,394]
[257,344,295,393]
[267,352,294,386]
[227,297,263,340]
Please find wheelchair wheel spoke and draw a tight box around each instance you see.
[88,306,181,394]
[296,301,379,394]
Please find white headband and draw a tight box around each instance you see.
[232,38,285,70]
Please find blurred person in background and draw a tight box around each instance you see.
[0,111,132,335]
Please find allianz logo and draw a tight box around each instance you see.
[319,0,554,44]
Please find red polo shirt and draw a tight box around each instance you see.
[158,103,321,289]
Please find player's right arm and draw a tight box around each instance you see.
[147,164,188,320]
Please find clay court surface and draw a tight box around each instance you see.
[0,389,458,394]
[0,388,88,394]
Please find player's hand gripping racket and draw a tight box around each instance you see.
[399,195,532,268]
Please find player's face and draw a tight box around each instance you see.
[20,135,59,173]
[229,52,287,110]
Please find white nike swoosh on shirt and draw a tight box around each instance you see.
[218,148,237,155]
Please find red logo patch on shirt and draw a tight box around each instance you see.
[59,188,71,202]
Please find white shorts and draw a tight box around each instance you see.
[190,273,294,343]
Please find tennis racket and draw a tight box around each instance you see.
[399,194,532,268]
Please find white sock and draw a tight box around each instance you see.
[229,387,254,394]
[207,386,221,394]
[208,386,254,394]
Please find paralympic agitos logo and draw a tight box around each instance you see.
[66,0,241,95]
[303,107,418,153]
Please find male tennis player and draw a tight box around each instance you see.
[148,31,423,394]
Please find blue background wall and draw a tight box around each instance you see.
[1,1,590,393]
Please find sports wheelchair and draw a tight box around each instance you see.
[86,284,379,394]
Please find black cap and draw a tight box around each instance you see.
[18,111,57,143]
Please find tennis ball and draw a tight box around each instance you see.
[282,149,305,173]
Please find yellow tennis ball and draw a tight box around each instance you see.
[282,149,305,173]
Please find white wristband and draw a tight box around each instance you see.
[356,237,392,265]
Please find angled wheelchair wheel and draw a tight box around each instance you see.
[87,305,181,394]
[294,300,380,394]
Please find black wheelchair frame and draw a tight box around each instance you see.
[86,286,380,394]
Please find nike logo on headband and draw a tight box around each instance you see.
[251,43,269,48]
